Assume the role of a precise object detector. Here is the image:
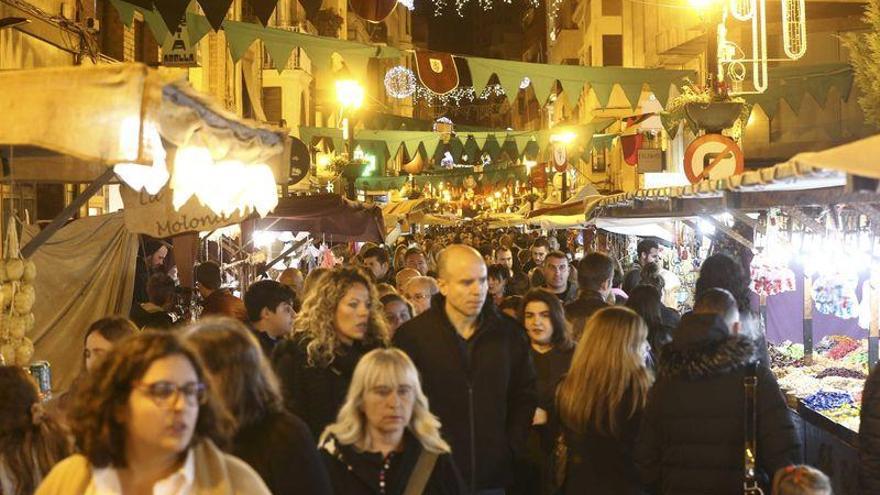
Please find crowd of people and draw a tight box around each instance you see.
[4,227,872,495]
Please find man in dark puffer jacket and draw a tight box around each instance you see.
[860,362,880,493]
[635,289,801,494]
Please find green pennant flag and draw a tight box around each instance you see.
[303,46,336,73]
[496,72,523,101]
[804,78,830,108]
[651,81,673,109]
[530,76,556,106]
[780,88,805,115]
[223,21,262,62]
[591,83,614,108]
[185,11,213,46]
[331,137,345,153]
[660,114,681,140]
[424,137,442,159]
[753,98,779,120]
[557,79,583,101]
[263,38,296,74]
[513,134,532,155]
[472,133,489,150]
[620,82,644,110]
[465,57,495,94]
[110,0,137,26]
[138,6,171,45]
[341,52,372,81]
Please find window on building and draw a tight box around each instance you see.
[602,34,623,66]
[263,87,283,125]
[98,0,124,60]
[133,18,159,64]
[602,0,622,16]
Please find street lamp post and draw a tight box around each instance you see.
[335,79,365,158]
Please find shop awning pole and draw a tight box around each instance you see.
[21,167,116,258]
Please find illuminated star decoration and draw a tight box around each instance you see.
[398,0,415,9]
[384,66,417,99]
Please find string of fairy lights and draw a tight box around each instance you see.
[384,65,508,105]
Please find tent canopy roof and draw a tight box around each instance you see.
[0,63,290,184]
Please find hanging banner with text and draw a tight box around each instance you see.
[120,186,247,238]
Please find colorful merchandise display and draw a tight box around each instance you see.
[771,335,867,433]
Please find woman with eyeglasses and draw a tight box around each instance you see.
[36,331,271,494]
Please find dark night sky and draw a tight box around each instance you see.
[412,0,529,57]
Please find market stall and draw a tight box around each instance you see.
[583,135,880,495]
[254,193,386,243]
[0,63,291,390]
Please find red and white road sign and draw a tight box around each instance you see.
[683,134,744,184]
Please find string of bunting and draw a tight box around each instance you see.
[109,0,401,80]
[299,118,615,163]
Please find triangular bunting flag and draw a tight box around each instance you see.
[496,72,523,100]
[513,135,532,155]
[331,137,345,153]
[263,38,296,73]
[252,0,278,26]
[109,0,137,26]
[621,82,644,109]
[780,88,805,115]
[185,11,213,46]
[342,53,372,81]
[804,79,830,108]
[591,83,614,108]
[753,97,779,120]
[652,81,673,109]
[472,133,489,150]
[464,57,493,94]
[223,21,262,62]
[140,6,171,45]
[557,79,583,101]
[154,0,190,35]
[197,0,232,31]
[424,137,442,159]
[302,46,336,73]
[530,76,556,106]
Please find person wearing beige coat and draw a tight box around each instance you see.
[36,439,269,495]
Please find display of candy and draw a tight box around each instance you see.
[815,367,866,380]
[803,391,854,411]
[821,403,861,432]
[828,338,861,360]
[819,377,866,399]
[778,370,822,398]
[750,253,796,297]
[813,274,860,319]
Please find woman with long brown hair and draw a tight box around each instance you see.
[0,367,72,495]
[272,267,389,438]
[555,306,652,494]
[186,317,333,495]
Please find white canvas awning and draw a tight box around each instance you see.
[0,63,290,184]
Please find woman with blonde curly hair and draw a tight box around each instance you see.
[273,266,389,438]
[320,348,465,494]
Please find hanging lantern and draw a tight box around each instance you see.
[433,117,454,143]
[384,66,417,99]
